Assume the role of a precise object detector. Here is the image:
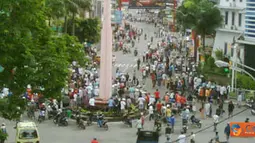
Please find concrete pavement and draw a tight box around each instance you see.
[3,13,255,143]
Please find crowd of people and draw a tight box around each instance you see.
[0,9,247,143]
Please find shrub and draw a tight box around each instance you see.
[236,73,255,90]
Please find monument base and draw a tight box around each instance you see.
[94,97,108,110]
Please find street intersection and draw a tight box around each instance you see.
[3,17,255,143]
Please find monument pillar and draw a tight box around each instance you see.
[99,0,112,99]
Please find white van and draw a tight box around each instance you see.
[16,121,40,143]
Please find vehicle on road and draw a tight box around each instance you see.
[15,121,40,143]
[136,131,159,143]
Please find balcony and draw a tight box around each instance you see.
[217,3,245,11]
[217,25,243,33]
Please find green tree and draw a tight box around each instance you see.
[75,18,101,43]
[0,0,85,122]
[177,0,222,49]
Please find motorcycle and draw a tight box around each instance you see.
[57,116,68,126]
[53,112,68,126]
[48,109,58,119]
[38,111,46,123]
[154,120,161,133]
[76,115,86,130]
[97,115,108,130]
[190,115,202,128]
[123,114,132,127]
[86,113,94,126]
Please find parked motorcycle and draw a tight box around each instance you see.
[76,115,86,130]
[97,114,108,130]
[86,113,94,126]
[38,110,46,123]
[190,115,202,128]
[123,114,132,127]
[53,111,68,126]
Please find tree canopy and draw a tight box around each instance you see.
[71,18,101,43]
[176,0,223,48]
[0,0,85,120]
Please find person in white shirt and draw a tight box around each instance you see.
[190,132,195,143]
[93,86,99,97]
[120,99,126,112]
[213,114,219,131]
[138,96,145,110]
[148,105,154,121]
[73,93,77,107]
[89,97,95,107]
[149,95,155,106]
[237,92,243,107]
[205,102,211,117]
[177,131,186,143]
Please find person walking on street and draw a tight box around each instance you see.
[137,58,141,70]
[149,105,154,121]
[228,101,235,118]
[224,123,231,143]
[136,117,142,135]
[0,123,7,143]
[190,132,195,143]
[170,115,175,133]
[215,132,219,143]
[213,114,219,132]
[177,131,186,143]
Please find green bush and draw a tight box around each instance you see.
[236,73,255,90]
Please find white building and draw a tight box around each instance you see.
[213,0,246,63]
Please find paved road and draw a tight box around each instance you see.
[2,105,254,143]
[4,13,255,143]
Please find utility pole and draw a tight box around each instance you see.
[231,44,237,92]
[172,0,177,32]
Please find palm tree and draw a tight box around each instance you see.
[45,0,65,27]
[46,0,91,35]
[176,0,222,60]
[65,0,92,35]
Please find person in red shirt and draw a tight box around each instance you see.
[91,138,99,143]
[154,89,160,103]
[151,73,156,88]
[156,101,162,114]
[180,96,187,108]
[145,93,150,109]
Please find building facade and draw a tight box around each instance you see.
[214,0,255,76]
[213,0,246,63]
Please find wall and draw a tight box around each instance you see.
[213,30,241,56]
[219,0,246,8]
[221,9,245,31]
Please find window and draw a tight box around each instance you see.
[224,42,228,55]
[239,13,242,26]
[232,12,235,25]
[231,48,234,57]
[225,11,229,25]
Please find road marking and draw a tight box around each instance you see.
[133,64,137,68]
